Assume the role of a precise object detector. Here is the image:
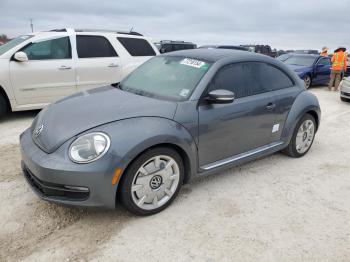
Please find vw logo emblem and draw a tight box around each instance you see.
[33,124,44,138]
[150,175,163,189]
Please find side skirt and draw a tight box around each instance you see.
[198,141,285,176]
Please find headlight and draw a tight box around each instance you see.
[69,132,110,164]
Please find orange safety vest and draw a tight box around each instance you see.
[331,51,347,71]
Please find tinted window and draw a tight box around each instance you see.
[211,62,293,98]
[211,62,268,98]
[261,64,294,91]
[117,37,156,56]
[21,37,71,60]
[77,35,117,58]
[318,58,331,66]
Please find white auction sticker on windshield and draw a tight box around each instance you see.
[180,58,206,68]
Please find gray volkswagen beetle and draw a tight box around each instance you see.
[20,49,321,215]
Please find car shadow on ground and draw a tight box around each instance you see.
[0,110,40,123]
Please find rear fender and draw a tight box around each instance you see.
[281,91,321,144]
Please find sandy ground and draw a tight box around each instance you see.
[0,87,350,262]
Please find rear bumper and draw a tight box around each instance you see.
[20,128,118,209]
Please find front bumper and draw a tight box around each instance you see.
[20,128,118,209]
[340,80,350,99]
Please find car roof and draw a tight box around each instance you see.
[162,48,261,63]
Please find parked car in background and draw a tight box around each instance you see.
[345,57,350,77]
[155,40,196,53]
[282,54,331,88]
[293,50,319,55]
[0,28,159,117]
[198,45,249,51]
[241,44,278,57]
[20,49,320,215]
[340,77,350,102]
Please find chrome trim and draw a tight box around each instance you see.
[201,141,284,170]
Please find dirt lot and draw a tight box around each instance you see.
[0,87,350,262]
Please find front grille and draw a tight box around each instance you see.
[341,91,350,97]
[22,165,89,201]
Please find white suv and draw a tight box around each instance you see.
[0,28,159,117]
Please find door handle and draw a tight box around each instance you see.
[108,63,119,68]
[266,102,276,110]
[58,65,71,70]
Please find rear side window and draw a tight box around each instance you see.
[117,37,156,56]
[76,35,118,58]
[261,64,294,91]
[21,37,71,60]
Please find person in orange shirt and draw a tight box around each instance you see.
[320,47,329,57]
[329,47,347,91]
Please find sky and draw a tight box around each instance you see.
[0,0,349,52]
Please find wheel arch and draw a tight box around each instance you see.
[281,91,321,143]
[115,142,194,200]
[306,109,319,131]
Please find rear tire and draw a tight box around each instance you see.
[304,75,311,89]
[0,94,8,118]
[283,114,316,158]
[119,147,184,216]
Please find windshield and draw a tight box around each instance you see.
[0,35,33,56]
[120,56,211,101]
[276,54,291,61]
[284,56,317,67]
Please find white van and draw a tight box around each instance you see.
[0,28,159,117]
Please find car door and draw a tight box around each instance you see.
[9,36,76,105]
[259,63,301,143]
[75,35,121,91]
[313,57,331,84]
[198,62,278,167]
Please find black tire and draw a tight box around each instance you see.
[283,114,316,158]
[341,97,350,102]
[0,94,8,118]
[304,75,312,89]
[119,147,184,216]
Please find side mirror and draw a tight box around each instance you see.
[160,48,166,54]
[206,89,235,104]
[13,52,28,62]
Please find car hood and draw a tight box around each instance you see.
[286,64,312,74]
[32,86,178,153]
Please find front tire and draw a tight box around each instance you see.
[0,94,8,118]
[341,97,350,102]
[283,114,316,158]
[119,147,184,216]
[303,75,311,89]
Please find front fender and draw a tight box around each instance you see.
[97,117,198,185]
[281,91,321,143]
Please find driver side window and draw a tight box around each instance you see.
[210,62,267,99]
[21,37,72,60]
[318,58,331,66]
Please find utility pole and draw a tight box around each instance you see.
[30,19,33,32]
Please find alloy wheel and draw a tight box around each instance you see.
[131,155,180,210]
[304,75,311,89]
[295,119,315,154]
